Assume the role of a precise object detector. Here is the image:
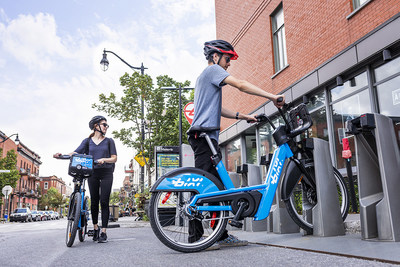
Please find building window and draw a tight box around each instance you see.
[44,182,48,190]
[271,4,288,73]
[330,72,372,169]
[224,137,241,172]
[374,56,400,117]
[245,134,257,165]
[305,91,329,141]
[352,0,370,10]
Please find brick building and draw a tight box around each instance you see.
[38,175,67,196]
[214,0,400,174]
[1,131,42,213]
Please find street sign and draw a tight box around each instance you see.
[2,185,13,197]
[134,152,149,167]
[0,170,11,173]
[184,102,194,125]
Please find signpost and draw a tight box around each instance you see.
[2,185,13,222]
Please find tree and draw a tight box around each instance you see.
[39,187,64,210]
[92,73,192,188]
[0,149,19,206]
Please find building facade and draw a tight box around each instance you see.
[1,131,42,213]
[214,0,400,175]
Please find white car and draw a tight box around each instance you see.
[48,211,57,220]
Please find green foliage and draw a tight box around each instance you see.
[109,191,120,205]
[38,187,65,210]
[0,149,19,205]
[135,188,150,211]
[92,72,192,187]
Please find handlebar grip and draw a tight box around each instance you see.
[277,97,283,103]
[56,155,71,159]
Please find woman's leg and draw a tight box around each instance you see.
[88,175,100,226]
[99,171,114,231]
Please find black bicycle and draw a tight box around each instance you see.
[55,154,94,247]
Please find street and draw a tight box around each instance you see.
[0,217,394,267]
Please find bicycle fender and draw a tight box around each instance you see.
[150,167,224,194]
[280,159,303,201]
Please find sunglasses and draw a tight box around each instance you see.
[100,123,109,128]
[225,56,231,63]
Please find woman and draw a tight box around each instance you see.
[54,115,117,243]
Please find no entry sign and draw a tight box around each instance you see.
[183,102,194,125]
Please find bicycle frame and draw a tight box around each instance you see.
[189,140,293,221]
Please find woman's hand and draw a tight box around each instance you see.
[97,158,106,165]
[53,153,62,158]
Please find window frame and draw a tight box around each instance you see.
[271,4,288,73]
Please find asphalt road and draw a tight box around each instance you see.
[0,218,394,266]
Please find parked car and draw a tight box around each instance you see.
[38,211,49,221]
[44,211,52,220]
[54,212,60,220]
[9,208,32,222]
[48,211,57,220]
[31,210,41,221]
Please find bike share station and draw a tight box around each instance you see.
[347,113,400,242]
[177,114,400,242]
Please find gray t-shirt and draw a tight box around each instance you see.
[191,64,229,141]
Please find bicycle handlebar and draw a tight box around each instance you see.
[55,155,100,164]
[250,101,312,139]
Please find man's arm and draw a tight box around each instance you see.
[221,107,257,122]
[223,75,285,107]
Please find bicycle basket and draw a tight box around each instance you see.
[68,154,94,178]
[287,103,313,136]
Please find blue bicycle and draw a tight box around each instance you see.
[56,154,93,247]
[149,101,349,252]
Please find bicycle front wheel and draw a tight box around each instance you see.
[149,190,228,253]
[284,166,349,234]
[66,192,81,247]
[78,196,89,242]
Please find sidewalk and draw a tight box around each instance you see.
[229,214,400,265]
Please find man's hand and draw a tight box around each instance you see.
[243,114,257,123]
[53,153,62,158]
[273,95,285,108]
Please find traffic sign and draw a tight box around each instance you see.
[2,185,12,197]
[184,102,194,125]
[134,152,149,167]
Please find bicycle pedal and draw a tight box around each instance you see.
[228,219,243,228]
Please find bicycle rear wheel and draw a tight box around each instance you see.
[66,192,81,247]
[284,166,349,234]
[149,190,228,253]
[78,196,89,242]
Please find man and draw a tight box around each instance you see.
[188,40,285,248]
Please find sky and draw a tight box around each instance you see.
[0,0,216,189]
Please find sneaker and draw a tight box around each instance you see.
[217,235,248,247]
[92,227,100,241]
[98,232,108,243]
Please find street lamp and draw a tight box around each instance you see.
[100,49,148,193]
[0,133,20,145]
[161,86,194,146]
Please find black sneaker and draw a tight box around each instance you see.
[98,232,107,243]
[93,227,100,241]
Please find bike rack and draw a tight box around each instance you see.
[349,113,400,241]
[310,138,345,237]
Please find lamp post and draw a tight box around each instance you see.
[100,49,147,193]
[161,86,194,146]
[0,133,20,145]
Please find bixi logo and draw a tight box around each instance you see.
[171,177,204,187]
[270,158,283,184]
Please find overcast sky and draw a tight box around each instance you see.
[0,0,216,189]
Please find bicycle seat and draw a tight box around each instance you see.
[187,125,220,135]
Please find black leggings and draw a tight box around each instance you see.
[88,168,113,228]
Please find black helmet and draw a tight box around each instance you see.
[89,115,106,130]
[204,40,238,60]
